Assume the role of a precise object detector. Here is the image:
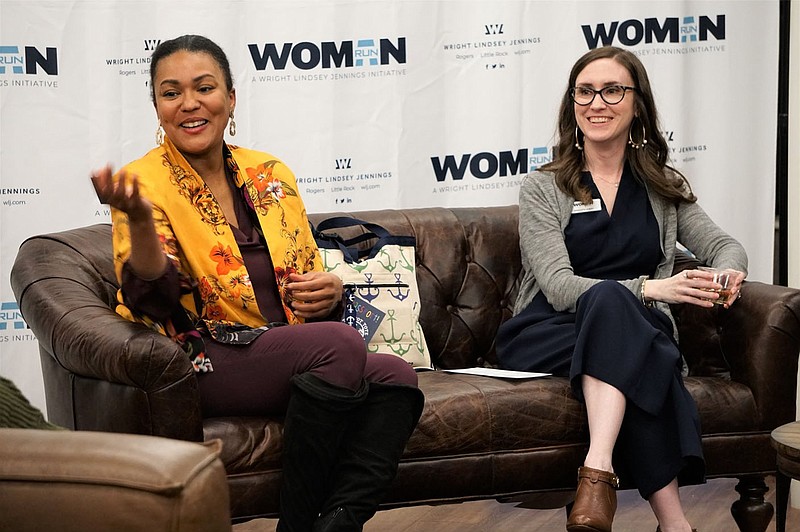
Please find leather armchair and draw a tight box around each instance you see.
[0,428,230,531]
[10,207,800,531]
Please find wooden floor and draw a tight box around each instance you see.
[233,476,799,531]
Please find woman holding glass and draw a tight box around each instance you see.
[497,46,746,532]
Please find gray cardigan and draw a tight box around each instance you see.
[514,170,748,338]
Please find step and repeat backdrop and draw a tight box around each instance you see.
[0,1,779,411]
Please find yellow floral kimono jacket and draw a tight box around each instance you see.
[111,138,321,372]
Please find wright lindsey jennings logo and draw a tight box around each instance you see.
[1,186,41,208]
[296,157,393,207]
[441,22,542,71]
[104,38,161,84]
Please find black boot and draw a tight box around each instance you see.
[312,382,425,532]
[277,373,369,532]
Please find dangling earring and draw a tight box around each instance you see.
[228,110,236,137]
[574,126,583,151]
[628,119,648,150]
[155,122,165,146]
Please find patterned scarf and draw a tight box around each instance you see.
[111,137,320,371]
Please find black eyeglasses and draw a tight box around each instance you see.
[570,85,637,106]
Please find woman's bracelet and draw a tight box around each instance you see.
[640,278,652,307]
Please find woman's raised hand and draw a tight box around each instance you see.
[91,165,152,222]
[91,164,167,278]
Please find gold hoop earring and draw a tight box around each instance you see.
[628,119,648,150]
[228,111,236,137]
[574,126,583,151]
[155,123,165,146]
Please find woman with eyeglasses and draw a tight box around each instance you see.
[496,46,747,532]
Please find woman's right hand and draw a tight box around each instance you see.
[91,165,152,222]
[91,164,167,279]
[644,270,723,308]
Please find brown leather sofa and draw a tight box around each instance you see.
[0,428,231,531]
[10,206,800,532]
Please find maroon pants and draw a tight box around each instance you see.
[197,321,419,417]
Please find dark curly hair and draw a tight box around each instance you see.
[149,35,233,104]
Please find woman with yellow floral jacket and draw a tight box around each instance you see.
[91,34,423,532]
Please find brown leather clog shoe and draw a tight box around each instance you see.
[566,466,619,532]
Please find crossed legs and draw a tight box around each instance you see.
[583,374,625,474]
[577,375,694,532]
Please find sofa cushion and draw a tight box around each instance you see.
[204,371,759,481]
[683,377,758,434]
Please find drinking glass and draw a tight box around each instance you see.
[697,266,732,305]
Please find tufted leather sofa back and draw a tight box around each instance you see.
[13,207,749,377]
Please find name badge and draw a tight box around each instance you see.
[572,198,602,214]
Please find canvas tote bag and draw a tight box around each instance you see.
[313,217,432,370]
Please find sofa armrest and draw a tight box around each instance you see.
[0,429,230,532]
[723,281,800,429]
[26,285,202,440]
[678,281,800,430]
[33,286,192,392]
[11,229,203,440]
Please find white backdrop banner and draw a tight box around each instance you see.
[0,0,779,411]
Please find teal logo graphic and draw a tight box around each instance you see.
[0,302,27,330]
[0,45,58,75]
[529,146,552,171]
[681,17,699,43]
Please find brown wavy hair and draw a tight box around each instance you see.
[540,46,695,205]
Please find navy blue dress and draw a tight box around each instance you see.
[497,166,704,498]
